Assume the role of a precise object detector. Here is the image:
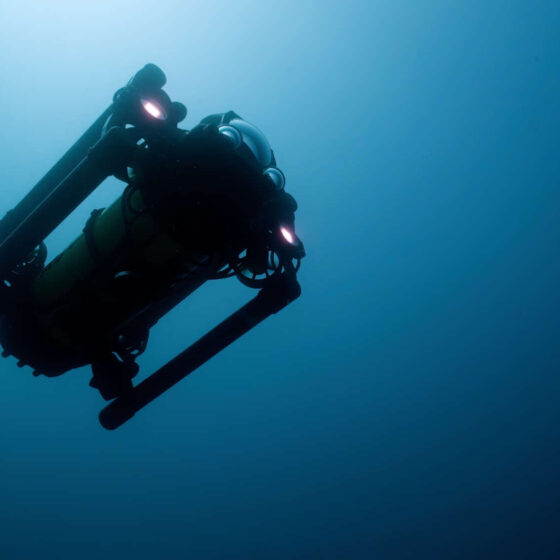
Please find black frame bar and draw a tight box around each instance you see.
[0,127,134,279]
[99,273,301,430]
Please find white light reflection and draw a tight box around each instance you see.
[280,226,295,244]
[142,100,164,119]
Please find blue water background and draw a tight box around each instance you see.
[0,1,559,558]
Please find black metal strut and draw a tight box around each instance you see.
[0,63,168,280]
[0,105,114,248]
[0,127,135,279]
[99,272,301,430]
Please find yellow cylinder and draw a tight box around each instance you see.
[32,188,193,308]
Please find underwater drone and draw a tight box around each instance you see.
[0,64,304,430]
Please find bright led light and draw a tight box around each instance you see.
[141,99,165,119]
[280,227,295,244]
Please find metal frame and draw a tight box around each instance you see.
[0,65,302,429]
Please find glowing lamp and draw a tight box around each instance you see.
[141,99,166,120]
[280,227,295,245]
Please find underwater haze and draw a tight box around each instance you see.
[1,1,559,558]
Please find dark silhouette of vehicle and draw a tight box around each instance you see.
[0,64,304,430]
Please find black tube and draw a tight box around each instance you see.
[99,275,301,430]
[0,105,113,244]
[0,127,134,278]
[0,64,170,249]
